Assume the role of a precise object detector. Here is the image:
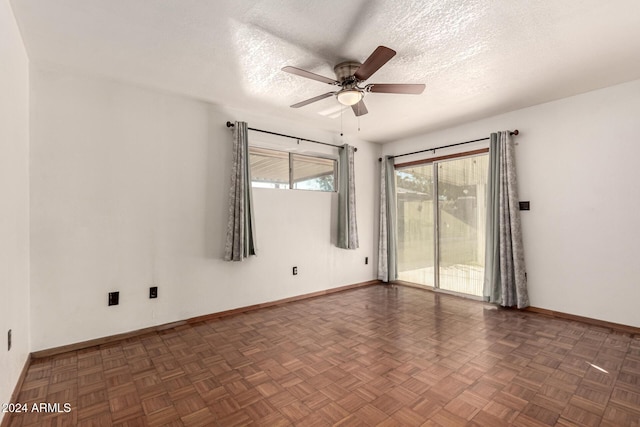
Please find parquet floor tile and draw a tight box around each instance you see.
[4,284,640,426]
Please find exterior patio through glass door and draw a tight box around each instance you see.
[396,153,488,297]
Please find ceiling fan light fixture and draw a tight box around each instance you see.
[336,89,363,106]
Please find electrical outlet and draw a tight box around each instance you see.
[7,329,11,351]
[149,286,158,299]
[365,257,369,265]
[108,291,119,306]
[292,266,298,275]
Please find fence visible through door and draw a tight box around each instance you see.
[396,152,488,297]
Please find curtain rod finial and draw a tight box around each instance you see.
[511,129,519,135]
[226,121,234,128]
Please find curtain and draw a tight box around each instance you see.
[483,131,529,307]
[337,144,359,249]
[224,121,257,261]
[377,156,398,282]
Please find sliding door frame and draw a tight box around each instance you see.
[394,148,489,169]
[433,164,440,290]
[395,147,489,295]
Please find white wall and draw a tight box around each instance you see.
[383,79,640,328]
[29,65,381,351]
[0,0,30,418]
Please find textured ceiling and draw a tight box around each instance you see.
[10,0,640,143]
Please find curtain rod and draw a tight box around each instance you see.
[226,121,355,151]
[378,130,518,161]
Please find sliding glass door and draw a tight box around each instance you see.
[397,153,488,297]
[437,156,488,296]
[397,165,435,286]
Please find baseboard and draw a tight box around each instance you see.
[30,320,190,359]
[31,279,381,359]
[187,280,381,324]
[34,279,636,359]
[525,306,640,335]
[394,280,640,335]
[0,354,31,427]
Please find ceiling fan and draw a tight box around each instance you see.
[282,46,425,117]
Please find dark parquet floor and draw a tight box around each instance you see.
[4,284,640,426]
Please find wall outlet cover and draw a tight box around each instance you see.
[108,291,119,306]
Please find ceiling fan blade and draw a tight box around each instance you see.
[282,66,338,85]
[354,46,396,81]
[368,83,426,94]
[290,92,335,108]
[351,99,368,116]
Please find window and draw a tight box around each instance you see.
[249,147,336,192]
[249,147,290,189]
[292,153,335,191]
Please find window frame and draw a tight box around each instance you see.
[248,146,338,192]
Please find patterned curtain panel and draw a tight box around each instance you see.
[377,156,398,282]
[224,121,257,261]
[483,131,529,307]
[337,144,359,249]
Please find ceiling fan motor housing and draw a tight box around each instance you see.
[334,61,362,85]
